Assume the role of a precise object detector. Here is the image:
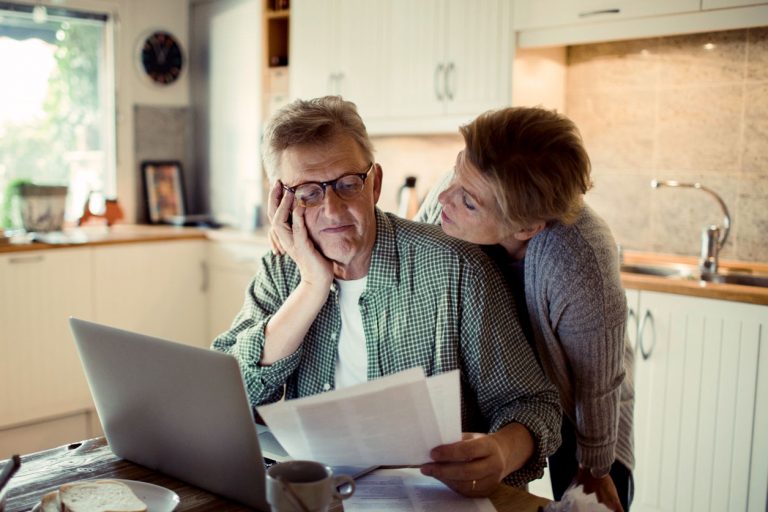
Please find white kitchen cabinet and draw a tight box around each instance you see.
[513,0,701,30]
[628,290,767,512]
[703,0,768,8]
[290,0,389,121]
[514,0,768,48]
[290,0,513,135]
[206,240,269,342]
[380,0,512,134]
[91,240,208,348]
[0,249,94,428]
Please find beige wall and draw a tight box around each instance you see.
[375,27,768,263]
[568,27,767,262]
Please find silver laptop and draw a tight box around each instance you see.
[70,317,272,510]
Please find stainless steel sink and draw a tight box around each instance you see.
[621,263,768,288]
[620,263,698,279]
[702,272,768,288]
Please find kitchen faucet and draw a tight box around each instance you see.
[650,179,731,274]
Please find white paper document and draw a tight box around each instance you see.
[256,367,461,466]
[344,468,497,512]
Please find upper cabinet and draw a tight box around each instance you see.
[513,0,768,48]
[290,0,513,135]
[513,0,701,30]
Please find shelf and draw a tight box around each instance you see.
[265,9,289,19]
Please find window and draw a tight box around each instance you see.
[0,2,115,226]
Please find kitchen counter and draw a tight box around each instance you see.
[621,251,768,306]
[2,228,766,306]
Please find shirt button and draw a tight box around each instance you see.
[323,383,331,391]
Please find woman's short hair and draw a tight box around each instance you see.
[460,106,592,226]
[262,96,375,182]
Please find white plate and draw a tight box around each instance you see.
[33,479,180,512]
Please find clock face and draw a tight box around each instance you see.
[140,31,184,85]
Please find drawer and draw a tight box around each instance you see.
[513,0,701,30]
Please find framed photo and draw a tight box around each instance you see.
[141,161,186,224]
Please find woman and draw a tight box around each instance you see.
[416,106,633,512]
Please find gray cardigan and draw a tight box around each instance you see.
[417,177,634,471]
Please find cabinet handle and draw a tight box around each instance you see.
[445,62,455,101]
[9,254,44,264]
[336,72,345,95]
[579,8,621,17]
[637,309,656,360]
[434,63,445,101]
[327,73,337,95]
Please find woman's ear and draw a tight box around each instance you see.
[513,221,546,241]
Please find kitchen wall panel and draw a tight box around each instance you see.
[569,27,768,262]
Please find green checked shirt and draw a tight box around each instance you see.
[212,208,561,485]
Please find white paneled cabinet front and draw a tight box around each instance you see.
[630,290,767,512]
[91,241,208,348]
[383,0,512,133]
[0,249,93,427]
[290,0,388,121]
[291,0,512,134]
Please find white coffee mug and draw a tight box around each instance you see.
[266,460,355,512]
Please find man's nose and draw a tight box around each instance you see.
[322,186,347,214]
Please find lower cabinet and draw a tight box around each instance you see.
[206,239,269,342]
[91,240,208,348]
[0,249,94,430]
[0,239,208,459]
[627,290,767,512]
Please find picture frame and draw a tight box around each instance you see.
[141,161,186,224]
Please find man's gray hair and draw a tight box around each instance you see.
[261,96,375,182]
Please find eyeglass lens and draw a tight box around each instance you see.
[295,174,367,207]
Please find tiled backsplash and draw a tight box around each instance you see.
[374,27,768,262]
[568,28,768,262]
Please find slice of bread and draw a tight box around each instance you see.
[59,480,147,512]
[39,490,62,512]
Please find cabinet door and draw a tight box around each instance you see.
[335,0,390,120]
[443,0,512,116]
[0,249,94,426]
[513,0,701,30]
[92,241,207,348]
[633,292,765,512]
[207,241,268,342]
[386,0,446,121]
[290,0,337,100]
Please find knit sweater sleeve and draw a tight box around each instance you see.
[527,214,627,470]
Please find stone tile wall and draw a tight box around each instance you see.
[568,28,768,262]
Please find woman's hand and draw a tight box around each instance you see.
[270,180,333,289]
[573,467,624,512]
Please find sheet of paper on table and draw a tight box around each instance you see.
[345,468,496,512]
[256,367,461,466]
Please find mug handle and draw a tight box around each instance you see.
[333,475,356,500]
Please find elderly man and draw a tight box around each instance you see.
[212,96,560,497]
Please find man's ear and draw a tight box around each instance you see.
[513,221,546,241]
[372,163,383,204]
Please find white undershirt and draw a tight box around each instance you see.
[334,276,368,389]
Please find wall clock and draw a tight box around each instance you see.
[139,30,184,85]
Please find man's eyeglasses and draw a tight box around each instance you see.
[282,162,375,208]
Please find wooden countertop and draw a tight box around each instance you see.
[1,438,550,512]
[1,227,766,306]
[621,251,768,306]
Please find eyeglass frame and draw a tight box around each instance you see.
[281,162,375,207]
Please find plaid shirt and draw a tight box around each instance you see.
[212,209,561,485]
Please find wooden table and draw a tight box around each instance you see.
[1,438,550,511]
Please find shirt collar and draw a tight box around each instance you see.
[365,208,399,292]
